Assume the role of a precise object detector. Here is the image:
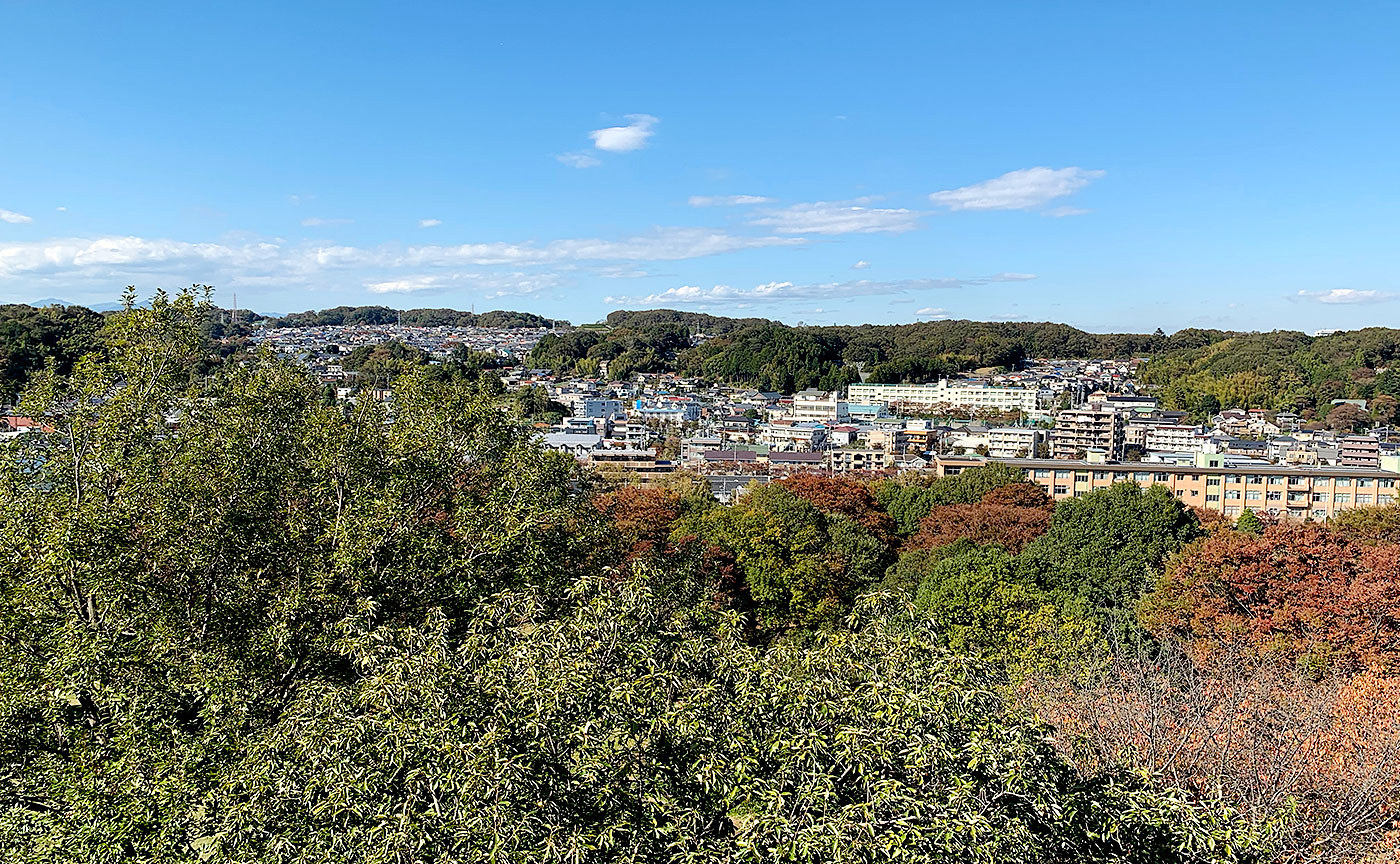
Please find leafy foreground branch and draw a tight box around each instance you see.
[0,293,1281,862]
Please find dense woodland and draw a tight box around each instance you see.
[1,290,1398,862]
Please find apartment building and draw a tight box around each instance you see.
[588,449,676,487]
[789,389,850,424]
[826,448,892,473]
[934,453,1400,521]
[1050,403,1125,460]
[1339,435,1381,469]
[847,380,1042,414]
[987,426,1042,458]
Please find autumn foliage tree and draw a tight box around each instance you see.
[1141,523,1400,672]
[774,474,897,548]
[906,482,1052,555]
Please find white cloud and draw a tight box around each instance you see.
[301,217,353,227]
[1042,206,1090,218]
[606,272,1035,307]
[367,271,558,298]
[851,260,871,270]
[749,199,921,235]
[1295,288,1398,305]
[588,114,658,153]
[555,151,601,169]
[915,307,949,319]
[0,209,33,224]
[418,218,442,228]
[687,194,774,207]
[929,167,1105,211]
[55,206,67,213]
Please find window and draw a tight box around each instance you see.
[1226,474,1242,483]
[1334,493,1351,504]
[1154,472,1170,482]
[1247,474,1263,484]
[1246,490,1262,500]
[1226,490,1241,500]
[1074,472,1089,482]
[1206,477,1221,486]
[1312,492,1329,502]
[1224,506,1240,516]
[1381,479,1396,488]
[1206,494,1220,502]
[1267,491,1282,501]
[1287,491,1307,502]
[1335,478,1353,487]
[1034,469,1050,478]
[1113,472,1128,481]
[1359,478,1376,488]
[1381,494,1395,505]
[1073,490,1085,497]
[1093,471,1108,481]
[1357,494,1374,505]
[1313,509,1328,519]
[1055,470,1071,479]
[1053,485,1068,496]
[1268,476,1284,485]
[1134,472,1150,482]
[1313,476,1331,486]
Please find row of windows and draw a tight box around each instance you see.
[1030,468,1393,488]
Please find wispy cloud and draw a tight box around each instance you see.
[366,271,560,297]
[555,151,601,169]
[1294,288,1398,305]
[418,218,442,228]
[688,194,774,207]
[0,227,807,302]
[606,272,1034,308]
[929,167,1104,212]
[1042,206,1089,218]
[0,209,34,224]
[301,217,353,227]
[749,199,921,235]
[589,114,658,153]
[851,260,871,270]
[915,307,949,319]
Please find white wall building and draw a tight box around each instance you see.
[848,380,1043,414]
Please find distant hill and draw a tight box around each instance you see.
[268,306,564,329]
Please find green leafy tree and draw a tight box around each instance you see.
[1235,508,1264,535]
[1017,482,1203,639]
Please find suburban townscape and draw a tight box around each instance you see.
[4,2,1400,863]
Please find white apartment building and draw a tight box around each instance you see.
[987,426,1043,458]
[848,380,1043,414]
[789,389,850,424]
[1137,424,1207,453]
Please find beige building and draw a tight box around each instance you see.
[1050,404,1125,460]
[934,453,1399,521]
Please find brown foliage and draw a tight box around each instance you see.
[980,481,1053,510]
[1141,524,1400,672]
[774,475,896,544]
[905,484,1052,555]
[1024,653,1400,864]
[595,486,684,554]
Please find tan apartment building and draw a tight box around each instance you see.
[1050,403,1125,460]
[934,453,1399,521]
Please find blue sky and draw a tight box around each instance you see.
[2,1,1398,331]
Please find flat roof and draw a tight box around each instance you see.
[939,456,1399,478]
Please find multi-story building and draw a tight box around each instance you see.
[789,389,850,424]
[1143,424,1206,453]
[826,448,892,473]
[588,449,675,486]
[1050,403,1125,460]
[847,380,1043,415]
[1339,435,1381,469]
[580,397,627,420]
[986,426,1043,458]
[933,453,1400,521]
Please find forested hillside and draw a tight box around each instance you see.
[1,290,1397,862]
[271,305,558,329]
